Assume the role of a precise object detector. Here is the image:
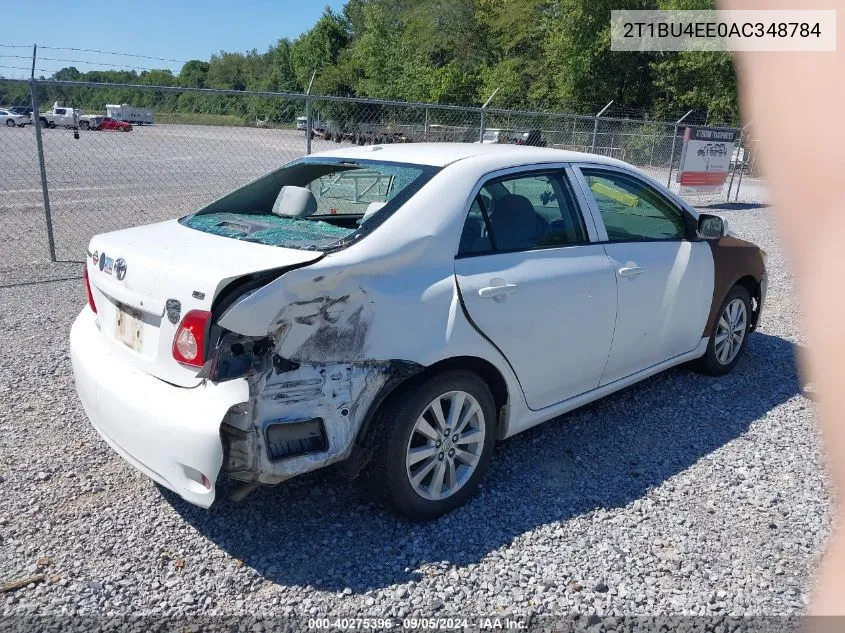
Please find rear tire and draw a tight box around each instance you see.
[4,119,14,128]
[79,120,90,130]
[692,285,752,376]
[365,370,497,521]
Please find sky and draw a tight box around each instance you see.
[0,0,346,79]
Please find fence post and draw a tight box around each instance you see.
[424,107,429,141]
[30,45,56,262]
[479,88,499,143]
[725,130,743,201]
[590,100,613,152]
[734,151,746,202]
[666,109,693,188]
[305,96,313,155]
[304,70,316,155]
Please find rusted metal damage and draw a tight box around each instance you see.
[214,284,423,489]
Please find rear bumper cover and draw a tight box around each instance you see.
[70,307,248,507]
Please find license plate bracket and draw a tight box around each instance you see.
[115,302,143,350]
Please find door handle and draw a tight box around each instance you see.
[618,266,645,278]
[478,283,519,298]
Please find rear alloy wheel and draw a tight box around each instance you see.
[405,390,486,502]
[693,284,752,376]
[366,370,496,520]
[5,119,15,128]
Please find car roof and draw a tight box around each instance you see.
[307,142,631,170]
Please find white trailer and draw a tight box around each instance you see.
[106,104,154,125]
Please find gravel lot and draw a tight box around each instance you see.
[0,191,831,629]
[0,121,822,627]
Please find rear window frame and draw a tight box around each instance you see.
[180,156,441,253]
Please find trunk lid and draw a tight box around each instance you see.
[87,219,322,387]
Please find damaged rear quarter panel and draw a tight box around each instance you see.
[216,162,525,483]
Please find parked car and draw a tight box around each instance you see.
[0,108,29,127]
[71,143,767,520]
[91,116,132,132]
[480,128,510,144]
[8,105,33,117]
[37,102,99,129]
[513,129,547,147]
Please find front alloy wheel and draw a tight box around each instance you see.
[693,284,752,376]
[715,298,747,366]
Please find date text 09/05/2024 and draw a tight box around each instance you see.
[307,617,527,630]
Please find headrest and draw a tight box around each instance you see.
[272,186,317,218]
[491,194,537,248]
[359,201,387,224]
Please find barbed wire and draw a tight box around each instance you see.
[39,45,189,65]
[39,57,163,72]
[0,64,52,74]
[0,53,166,73]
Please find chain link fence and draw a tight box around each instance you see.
[0,79,765,270]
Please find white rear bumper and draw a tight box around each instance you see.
[70,307,249,507]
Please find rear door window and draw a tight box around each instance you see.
[458,171,588,255]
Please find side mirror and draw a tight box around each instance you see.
[697,213,725,240]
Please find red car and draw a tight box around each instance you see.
[94,116,132,132]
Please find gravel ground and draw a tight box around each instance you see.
[0,204,831,627]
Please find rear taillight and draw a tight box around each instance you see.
[83,265,97,314]
[172,310,211,367]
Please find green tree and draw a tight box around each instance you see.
[290,7,350,89]
[178,60,209,88]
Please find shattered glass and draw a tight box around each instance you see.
[182,212,355,250]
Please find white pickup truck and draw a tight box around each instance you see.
[38,102,98,130]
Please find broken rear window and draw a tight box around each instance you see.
[180,158,439,251]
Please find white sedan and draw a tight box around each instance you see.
[0,108,29,127]
[70,143,767,520]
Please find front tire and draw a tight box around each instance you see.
[693,285,752,376]
[5,119,15,128]
[366,370,497,520]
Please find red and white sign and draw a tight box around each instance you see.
[676,126,739,195]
